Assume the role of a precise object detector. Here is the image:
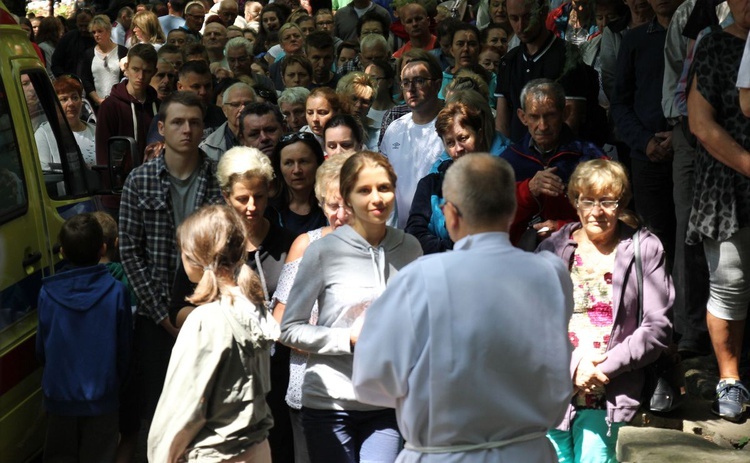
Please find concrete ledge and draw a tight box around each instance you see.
[617,427,749,462]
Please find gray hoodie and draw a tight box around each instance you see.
[280,224,423,411]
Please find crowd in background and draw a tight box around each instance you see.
[18,0,750,461]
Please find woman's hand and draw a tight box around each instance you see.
[574,353,610,393]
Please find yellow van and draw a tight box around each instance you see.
[0,4,106,461]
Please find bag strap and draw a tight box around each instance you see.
[634,228,643,326]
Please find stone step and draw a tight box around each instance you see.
[617,427,750,462]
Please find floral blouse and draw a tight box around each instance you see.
[569,249,616,409]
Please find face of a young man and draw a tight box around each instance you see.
[307,46,334,82]
[125,56,157,96]
[401,4,430,41]
[400,62,439,113]
[159,102,204,155]
[178,72,213,106]
[506,0,546,44]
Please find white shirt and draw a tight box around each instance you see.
[111,23,127,47]
[352,232,574,463]
[379,113,443,229]
[92,47,120,99]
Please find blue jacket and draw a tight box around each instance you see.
[406,158,453,254]
[428,132,512,174]
[36,264,132,416]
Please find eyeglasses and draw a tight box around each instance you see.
[279,132,318,144]
[400,77,437,90]
[576,199,619,211]
[185,13,205,20]
[224,100,254,109]
[254,88,277,103]
[439,198,462,217]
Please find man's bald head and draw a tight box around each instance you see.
[444,154,517,232]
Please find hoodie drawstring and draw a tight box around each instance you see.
[130,102,137,145]
[368,246,386,295]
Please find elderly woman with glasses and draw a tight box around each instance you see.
[270,131,327,235]
[81,14,128,107]
[537,159,673,463]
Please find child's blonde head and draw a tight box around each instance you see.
[92,211,119,262]
[177,205,264,306]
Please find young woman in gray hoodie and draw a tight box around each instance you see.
[280,151,423,462]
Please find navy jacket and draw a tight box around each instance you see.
[36,264,132,416]
[610,19,670,161]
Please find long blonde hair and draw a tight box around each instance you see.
[177,205,264,306]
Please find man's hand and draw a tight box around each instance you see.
[529,167,564,198]
[574,353,609,393]
[645,132,673,162]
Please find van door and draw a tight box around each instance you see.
[0,62,100,461]
[0,66,55,461]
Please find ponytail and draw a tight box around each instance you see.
[236,265,265,308]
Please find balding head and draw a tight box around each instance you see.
[443,154,517,240]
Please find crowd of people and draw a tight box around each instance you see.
[23,0,750,461]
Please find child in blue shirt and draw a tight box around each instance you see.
[36,213,132,462]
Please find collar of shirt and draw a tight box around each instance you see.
[646,17,667,34]
[528,136,559,161]
[454,232,512,251]
[522,33,557,62]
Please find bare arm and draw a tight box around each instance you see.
[688,78,750,177]
[740,88,750,118]
[271,232,312,325]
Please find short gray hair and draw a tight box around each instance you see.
[360,34,389,53]
[278,86,311,106]
[225,37,254,58]
[519,78,566,112]
[223,82,255,103]
[217,146,275,194]
[443,154,517,226]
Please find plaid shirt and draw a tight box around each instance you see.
[119,152,223,324]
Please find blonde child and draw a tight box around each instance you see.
[148,205,279,463]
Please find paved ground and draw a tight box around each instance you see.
[617,354,750,462]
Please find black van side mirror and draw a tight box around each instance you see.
[93,136,137,194]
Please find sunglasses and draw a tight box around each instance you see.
[279,131,318,145]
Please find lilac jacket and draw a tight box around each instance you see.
[537,222,673,430]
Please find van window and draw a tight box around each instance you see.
[23,70,91,198]
[0,80,28,223]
